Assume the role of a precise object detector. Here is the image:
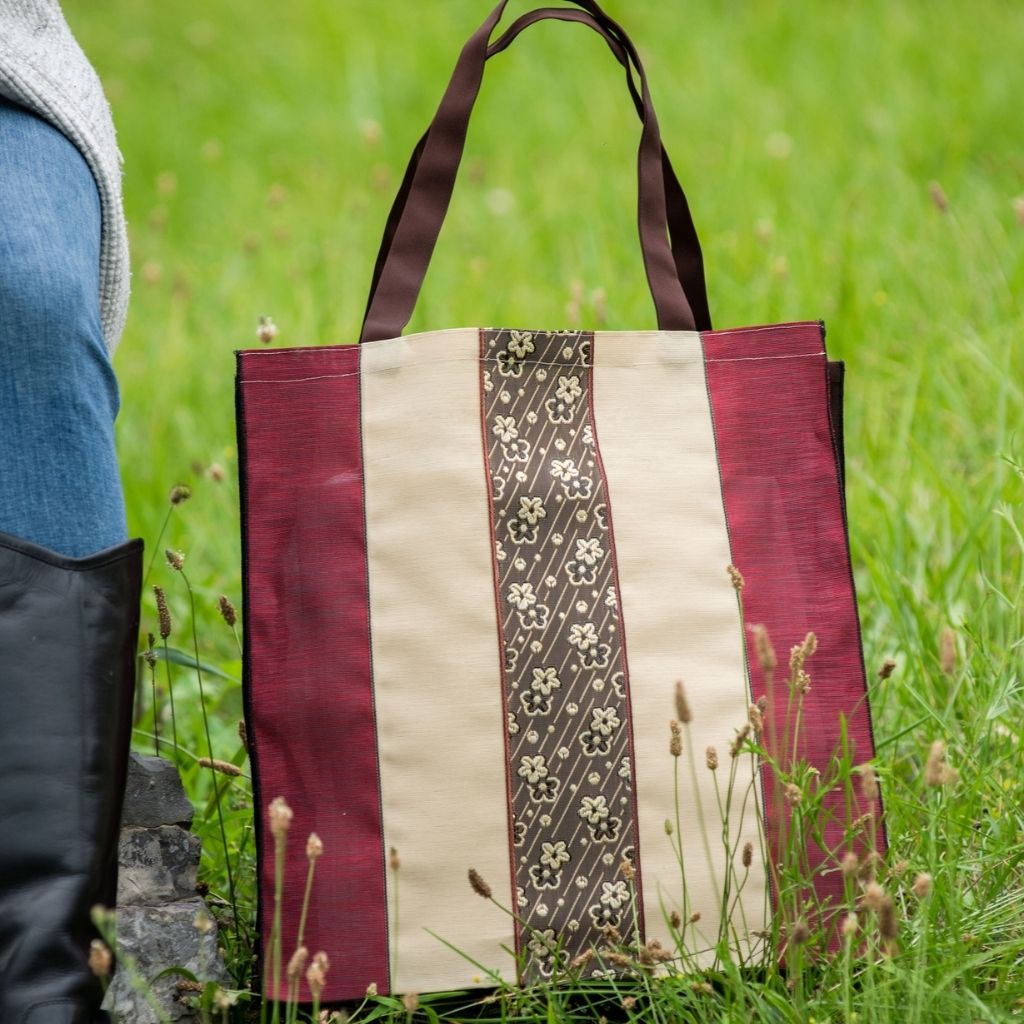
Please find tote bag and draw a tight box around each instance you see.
[236,0,882,1001]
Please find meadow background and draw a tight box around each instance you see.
[68,0,1023,1019]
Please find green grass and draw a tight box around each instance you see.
[66,0,1024,1020]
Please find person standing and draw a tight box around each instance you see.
[0,2,142,1020]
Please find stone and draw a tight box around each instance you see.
[103,898,229,1024]
[122,752,195,828]
[117,825,201,906]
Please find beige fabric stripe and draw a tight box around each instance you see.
[361,329,516,992]
[592,331,769,961]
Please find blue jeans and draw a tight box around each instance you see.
[0,98,127,558]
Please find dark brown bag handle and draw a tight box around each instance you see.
[360,0,707,343]
[363,6,712,338]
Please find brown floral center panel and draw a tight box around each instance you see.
[480,328,639,982]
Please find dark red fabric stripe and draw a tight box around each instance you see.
[237,346,388,1000]
[701,322,883,934]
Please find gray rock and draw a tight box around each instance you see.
[122,753,194,828]
[103,898,229,1024]
[117,825,201,907]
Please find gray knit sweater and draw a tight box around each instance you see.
[0,0,129,351]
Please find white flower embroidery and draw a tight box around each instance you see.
[492,415,519,443]
[535,369,548,382]
[518,603,550,630]
[563,475,594,500]
[575,538,604,565]
[555,374,583,403]
[516,885,528,908]
[611,671,625,698]
[580,642,611,669]
[507,330,535,359]
[507,712,519,735]
[530,667,561,696]
[494,538,507,562]
[581,424,594,446]
[518,754,548,785]
[483,369,494,393]
[599,880,630,910]
[579,339,592,366]
[507,518,538,545]
[517,496,547,526]
[579,794,611,825]
[492,476,507,501]
[508,582,537,611]
[566,559,597,586]
[594,503,608,530]
[502,438,531,463]
[590,707,620,736]
[497,348,526,378]
[545,396,575,424]
[605,585,617,609]
[618,756,632,781]
[520,690,550,716]
[539,840,570,870]
[568,621,600,651]
[549,458,579,483]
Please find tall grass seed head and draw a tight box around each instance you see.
[924,739,957,786]
[911,872,933,899]
[268,796,293,838]
[88,939,112,977]
[218,594,237,627]
[878,657,897,680]
[257,315,279,344]
[741,841,754,868]
[306,951,330,997]
[705,745,718,771]
[674,680,693,724]
[751,623,776,675]
[669,719,682,757]
[940,626,957,675]
[287,945,309,981]
[307,832,324,862]
[729,723,751,758]
[165,548,185,572]
[468,867,492,899]
[154,585,172,639]
[727,564,744,591]
[858,763,879,803]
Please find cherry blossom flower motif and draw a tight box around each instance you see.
[507,517,538,545]
[536,368,548,382]
[553,438,567,452]
[589,815,622,843]
[504,645,519,673]
[530,667,562,696]
[581,424,594,446]
[544,574,559,589]
[552,533,564,546]
[539,840,571,870]
[517,496,547,526]
[605,585,617,609]
[508,330,536,359]
[508,581,538,611]
[566,559,598,586]
[526,410,539,425]
[529,862,563,891]
[493,415,519,443]
[545,396,576,424]
[579,339,592,366]
[550,458,579,482]
[497,348,526,378]
[579,643,611,670]
[579,730,612,756]
[526,928,558,975]
[575,538,604,566]
[518,754,549,785]
[578,794,611,825]
[529,775,560,802]
[557,746,570,760]
[594,503,608,530]
[555,374,583,403]
[518,602,550,630]
[590,706,620,736]
[517,886,528,908]
[513,819,527,846]
[568,621,600,651]
[563,475,594,501]
[502,437,531,463]
[599,879,630,910]
[520,689,551,716]
[611,671,625,698]
[507,712,519,735]
[588,902,621,929]
[618,756,632,781]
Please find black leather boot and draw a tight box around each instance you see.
[0,532,143,1024]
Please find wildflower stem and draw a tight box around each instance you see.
[161,638,179,759]
[181,569,239,963]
